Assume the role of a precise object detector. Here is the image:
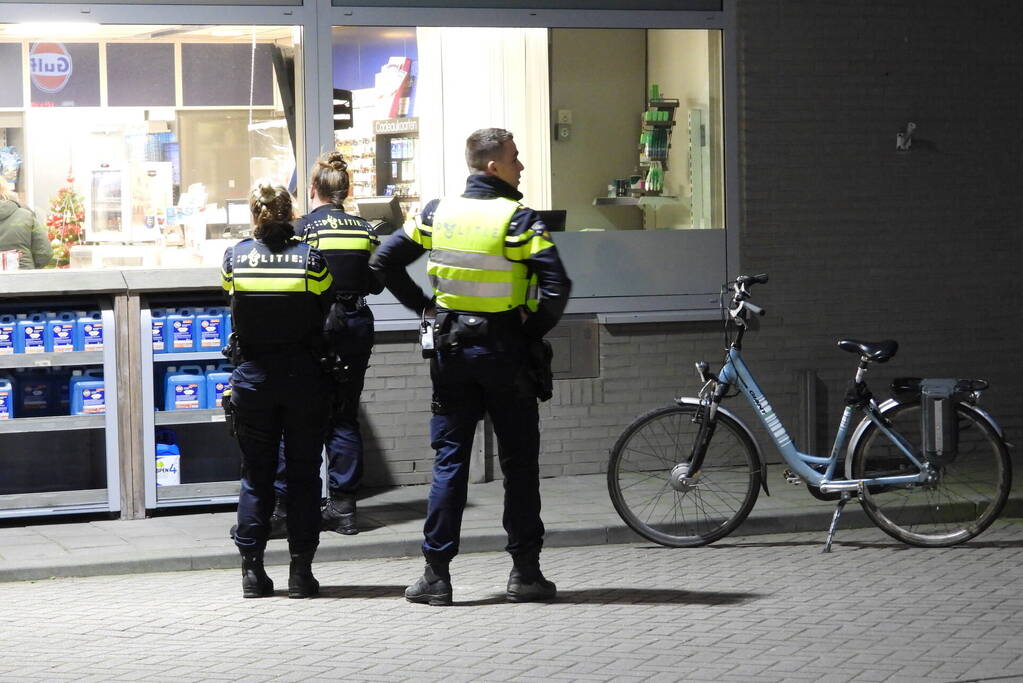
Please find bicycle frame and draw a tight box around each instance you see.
[717,347,930,490]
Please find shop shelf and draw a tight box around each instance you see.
[0,489,110,517]
[155,480,240,506]
[154,408,226,426]
[0,414,105,434]
[158,350,226,363]
[0,351,104,370]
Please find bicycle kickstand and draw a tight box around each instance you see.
[823,491,852,554]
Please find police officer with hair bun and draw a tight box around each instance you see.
[266,151,384,537]
[221,183,335,599]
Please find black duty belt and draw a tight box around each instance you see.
[336,293,368,312]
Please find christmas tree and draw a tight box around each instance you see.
[46,171,85,268]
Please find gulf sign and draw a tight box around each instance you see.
[30,43,73,94]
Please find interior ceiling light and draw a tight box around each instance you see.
[6,22,102,38]
[209,27,247,38]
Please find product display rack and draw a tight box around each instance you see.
[0,301,121,519]
[140,298,241,509]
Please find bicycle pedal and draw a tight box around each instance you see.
[782,468,803,485]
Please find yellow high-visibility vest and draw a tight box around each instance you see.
[222,239,333,296]
[411,196,542,313]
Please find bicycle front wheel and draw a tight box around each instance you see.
[608,404,761,547]
[850,400,1011,547]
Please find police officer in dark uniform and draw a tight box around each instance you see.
[222,184,335,599]
[268,152,383,536]
[372,128,572,605]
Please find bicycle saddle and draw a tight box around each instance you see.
[837,339,898,363]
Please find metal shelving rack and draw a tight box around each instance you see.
[0,304,121,519]
[140,307,240,509]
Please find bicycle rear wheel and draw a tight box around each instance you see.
[850,400,1011,547]
[608,404,761,547]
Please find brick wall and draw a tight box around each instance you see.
[358,0,1022,486]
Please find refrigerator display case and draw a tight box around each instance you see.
[87,161,173,243]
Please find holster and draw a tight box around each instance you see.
[222,385,236,437]
[221,332,243,366]
[526,339,554,402]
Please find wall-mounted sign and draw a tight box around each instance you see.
[374,117,419,135]
[29,42,100,107]
[29,42,73,94]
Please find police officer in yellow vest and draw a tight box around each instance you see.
[372,128,572,605]
[267,152,384,538]
[222,184,335,599]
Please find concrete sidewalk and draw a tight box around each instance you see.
[1,471,1020,583]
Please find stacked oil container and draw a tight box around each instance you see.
[150,307,231,354]
[151,306,234,412]
[0,310,107,419]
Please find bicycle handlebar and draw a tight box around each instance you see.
[727,273,768,320]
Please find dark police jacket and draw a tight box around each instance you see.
[371,174,572,340]
[221,236,334,348]
[296,204,384,297]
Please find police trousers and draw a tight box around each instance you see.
[274,305,374,497]
[424,340,544,565]
[232,353,330,554]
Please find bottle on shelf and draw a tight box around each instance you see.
[0,375,14,420]
[75,311,104,352]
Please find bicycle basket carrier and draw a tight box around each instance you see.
[891,377,990,464]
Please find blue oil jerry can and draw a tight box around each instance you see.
[167,308,197,353]
[164,365,206,410]
[47,312,77,353]
[195,308,227,351]
[0,314,18,355]
[155,427,181,486]
[76,311,104,351]
[151,308,168,354]
[14,368,54,417]
[19,313,48,354]
[69,369,105,415]
[0,375,13,419]
[205,365,233,409]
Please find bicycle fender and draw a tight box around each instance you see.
[675,397,770,496]
[844,398,1010,479]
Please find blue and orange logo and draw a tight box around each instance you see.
[30,42,73,94]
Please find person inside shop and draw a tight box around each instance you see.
[0,177,51,270]
[221,183,335,599]
[371,127,572,606]
[265,151,384,538]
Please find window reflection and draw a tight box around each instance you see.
[0,24,299,269]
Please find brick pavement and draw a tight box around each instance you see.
[2,471,1022,584]
[2,521,1023,681]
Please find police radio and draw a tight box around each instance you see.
[420,307,436,359]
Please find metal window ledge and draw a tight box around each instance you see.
[596,309,719,324]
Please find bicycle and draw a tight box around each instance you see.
[607,273,1012,552]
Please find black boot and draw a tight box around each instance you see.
[240,549,274,599]
[268,494,288,540]
[321,492,358,535]
[507,553,556,603]
[405,563,452,606]
[288,550,319,599]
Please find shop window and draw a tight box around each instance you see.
[0,23,301,270]
[329,25,723,234]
